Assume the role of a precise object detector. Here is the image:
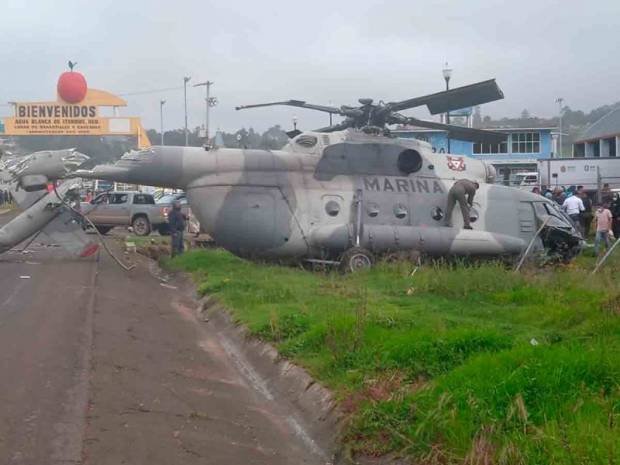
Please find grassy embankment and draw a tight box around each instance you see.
[167,249,620,464]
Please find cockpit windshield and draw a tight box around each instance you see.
[533,201,574,229]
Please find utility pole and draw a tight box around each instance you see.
[194,81,216,144]
[442,62,453,153]
[183,76,191,146]
[159,99,166,145]
[556,97,564,157]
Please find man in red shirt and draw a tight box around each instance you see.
[594,202,614,255]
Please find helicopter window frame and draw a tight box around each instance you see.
[469,207,479,223]
[393,203,408,219]
[397,149,423,175]
[366,202,380,218]
[325,200,341,217]
[431,207,444,221]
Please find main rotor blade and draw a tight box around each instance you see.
[405,117,507,144]
[389,79,504,114]
[235,100,342,115]
[313,121,353,133]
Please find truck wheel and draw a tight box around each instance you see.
[132,216,151,236]
[339,247,374,273]
[95,226,112,235]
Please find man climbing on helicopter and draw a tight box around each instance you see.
[446,179,479,229]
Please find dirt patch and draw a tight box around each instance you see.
[83,247,341,465]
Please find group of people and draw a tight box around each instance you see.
[533,183,619,255]
[0,189,13,206]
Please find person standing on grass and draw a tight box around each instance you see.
[581,191,594,238]
[562,190,585,235]
[168,200,187,257]
[611,194,620,239]
[594,202,614,256]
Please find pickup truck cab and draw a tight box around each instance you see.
[82,191,166,236]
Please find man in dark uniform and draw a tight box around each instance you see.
[168,200,187,257]
[445,179,479,229]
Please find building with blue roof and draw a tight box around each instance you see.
[393,126,558,186]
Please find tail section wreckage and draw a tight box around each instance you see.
[0,149,99,258]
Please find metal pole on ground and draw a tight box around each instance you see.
[515,217,550,272]
[592,236,620,274]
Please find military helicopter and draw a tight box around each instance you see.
[75,78,582,270]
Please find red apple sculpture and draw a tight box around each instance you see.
[57,71,87,103]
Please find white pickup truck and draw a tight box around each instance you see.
[81,191,167,236]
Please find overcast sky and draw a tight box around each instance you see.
[1,0,619,133]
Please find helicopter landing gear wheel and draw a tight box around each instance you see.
[339,247,375,273]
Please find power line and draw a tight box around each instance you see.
[117,86,184,97]
[0,85,186,103]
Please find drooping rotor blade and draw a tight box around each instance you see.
[405,117,507,144]
[235,100,343,115]
[388,79,504,114]
[286,129,302,138]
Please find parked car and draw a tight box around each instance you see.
[81,191,167,236]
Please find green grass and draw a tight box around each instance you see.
[166,250,620,464]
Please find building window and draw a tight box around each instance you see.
[473,141,508,154]
[511,132,540,153]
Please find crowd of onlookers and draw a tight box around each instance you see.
[0,189,13,206]
[533,183,618,255]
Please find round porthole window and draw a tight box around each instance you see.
[366,202,379,217]
[394,203,408,219]
[325,200,340,217]
[397,149,423,174]
[431,207,444,221]
[469,207,479,223]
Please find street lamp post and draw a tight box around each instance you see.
[556,97,564,158]
[159,99,166,145]
[328,100,333,126]
[183,76,191,146]
[442,62,453,154]
[194,81,216,144]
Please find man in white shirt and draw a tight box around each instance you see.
[562,193,585,235]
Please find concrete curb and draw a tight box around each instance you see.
[196,294,346,464]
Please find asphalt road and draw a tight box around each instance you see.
[0,213,96,464]
[0,216,327,465]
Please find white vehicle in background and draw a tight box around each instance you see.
[538,158,620,192]
[512,172,540,190]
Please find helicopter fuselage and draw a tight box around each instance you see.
[81,130,581,262]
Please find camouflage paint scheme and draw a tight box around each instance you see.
[80,129,581,262]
